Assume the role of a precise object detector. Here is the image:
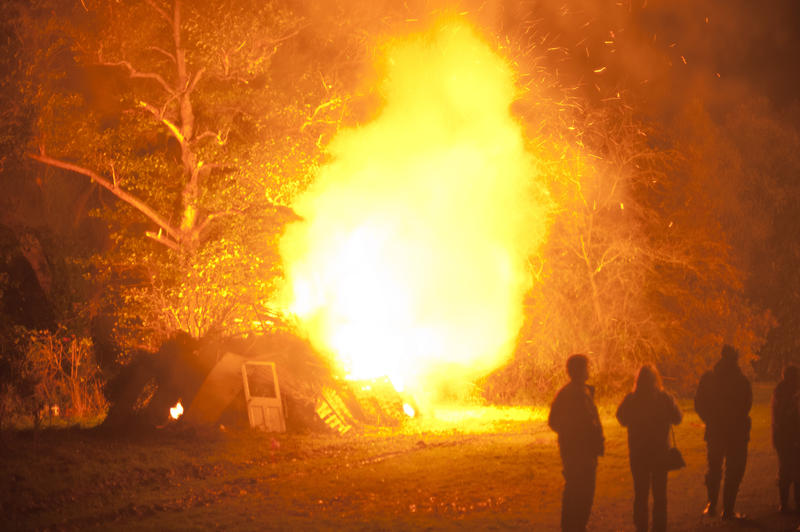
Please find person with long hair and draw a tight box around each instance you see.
[617,365,682,532]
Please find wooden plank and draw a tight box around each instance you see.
[182,352,246,427]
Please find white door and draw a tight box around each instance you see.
[241,361,286,432]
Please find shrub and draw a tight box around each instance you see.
[0,327,107,428]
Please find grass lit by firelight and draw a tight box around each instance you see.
[405,405,548,434]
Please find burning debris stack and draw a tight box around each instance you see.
[101,331,412,434]
[96,22,558,433]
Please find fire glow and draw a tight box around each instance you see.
[280,20,549,405]
[170,401,184,420]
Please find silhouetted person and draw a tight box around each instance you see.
[694,344,752,519]
[549,354,605,532]
[617,365,682,532]
[772,365,800,512]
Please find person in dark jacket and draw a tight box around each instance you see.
[617,365,682,532]
[549,354,605,532]
[694,344,752,519]
[772,365,800,512]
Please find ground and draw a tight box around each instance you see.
[2,383,797,531]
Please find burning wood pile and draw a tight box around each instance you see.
[101,331,412,434]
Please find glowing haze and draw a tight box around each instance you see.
[279,20,549,405]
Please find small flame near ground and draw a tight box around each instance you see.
[170,401,184,420]
[280,18,550,408]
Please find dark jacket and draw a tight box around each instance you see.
[772,378,800,452]
[617,389,682,460]
[549,381,605,459]
[694,358,752,442]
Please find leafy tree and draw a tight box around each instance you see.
[14,0,362,349]
[8,0,779,404]
[710,99,800,375]
[483,26,773,400]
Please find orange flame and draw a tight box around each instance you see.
[280,19,550,406]
[170,401,184,420]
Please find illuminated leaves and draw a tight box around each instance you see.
[10,0,362,349]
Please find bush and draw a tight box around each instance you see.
[0,327,107,428]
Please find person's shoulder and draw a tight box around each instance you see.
[740,371,752,388]
[555,381,572,394]
[619,391,635,403]
[733,367,750,384]
[555,381,592,401]
[616,392,635,411]
[699,369,714,381]
[697,370,716,388]
[552,382,571,401]
[659,389,679,405]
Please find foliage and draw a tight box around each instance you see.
[0,326,106,428]
[716,101,800,375]
[483,44,772,401]
[6,0,780,404]
[27,328,107,419]
[12,0,363,350]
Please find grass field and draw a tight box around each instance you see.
[2,383,797,531]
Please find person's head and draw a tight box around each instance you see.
[633,364,662,394]
[721,344,739,363]
[783,365,800,386]
[716,344,740,373]
[566,354,589,383]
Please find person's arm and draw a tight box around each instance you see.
[616,395,631,426]
[591,396,605,456]
[744,378,753,413]
[771,391,780,450]
[694,373,711,423]
[667,393,682,425]
[548,390,563,434]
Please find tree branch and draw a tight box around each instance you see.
[138,100,184,144]
[29,152,182,243]
[145,230,180,250]
[145,0,172,25]
[104,60,175,95]
[185,67,205,95]
[194,210,238,236]
[193,129,228,146]
[147,46,177,64]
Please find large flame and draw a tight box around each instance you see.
[280,20,549,405]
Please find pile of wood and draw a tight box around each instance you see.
[101,331,409,434]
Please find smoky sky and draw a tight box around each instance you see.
[536,0,800,111]
[439,0,800,119]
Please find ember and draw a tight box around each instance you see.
[280,19,549,408]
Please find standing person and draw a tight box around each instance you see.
[548,354,605,532]
[694,344,753,520]
[617,365,682,532]
[772,365,800,512]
